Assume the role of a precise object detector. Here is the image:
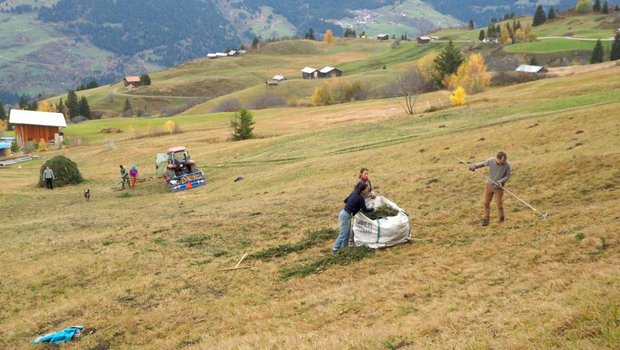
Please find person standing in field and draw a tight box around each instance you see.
[43,166,55,190]
[120,165,130,189]
[129,165,139,189]
[333,181,375,253]
[469,151,511,226]
[359,168,377,197]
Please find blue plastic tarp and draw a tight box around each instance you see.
[33,326,83,344]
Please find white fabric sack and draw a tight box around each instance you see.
[353,196,411,249]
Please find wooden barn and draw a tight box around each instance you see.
[123,76,141,88]
[301,67,318,79]
[9,109,66,147]
[318,66,342,78]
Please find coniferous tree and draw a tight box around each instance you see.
[433,41,464,87]
[602,1,609,13]
[468,20,475,30]
[590,39,605,63]
[66,90,80,120]
[305,28,315,40]
[343,28,356,38]
[86,80,98,89]
[56,98,65,117]
[593,0,601,11]
[610,34,620,61]
[79,96,91,119]
[548,6,556,19]
[27,100,37,111]
[479,30,485,41]
[0,100,6,121]
[533,5,546,26]
[18,95,28,109]
[615,4,619,11]
[230,108,255,141]
[123,98,132,113]
[251,37,259,49]
[140,74,151,86]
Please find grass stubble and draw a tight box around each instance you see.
[0,65,618,349]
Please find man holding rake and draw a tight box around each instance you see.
[469,151,511,226]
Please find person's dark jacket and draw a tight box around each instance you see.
[343,192,374,216]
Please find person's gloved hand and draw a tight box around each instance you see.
[468,164,476,171]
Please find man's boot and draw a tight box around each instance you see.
[499,217,505,224]
[481,218,490,226]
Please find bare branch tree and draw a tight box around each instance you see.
[398,67,425,115]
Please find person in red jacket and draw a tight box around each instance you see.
[129,165,139,189]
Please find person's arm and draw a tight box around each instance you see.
[469,158,490,171]
[360,195,374,213]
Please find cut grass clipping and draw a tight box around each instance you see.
[364,203,399,220]
[249,228,337,261]
[279,246,373,280]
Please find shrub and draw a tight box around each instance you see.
[248,92,287,109]
[450,86,466,106]
[10,140,19,152]
[212,98,242,112]
[38,155,83,188]
[22,141,38,153]
[37,139,48,152]
[311,80,368,106]
[491,71,547,86]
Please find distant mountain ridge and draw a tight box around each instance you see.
[0,0,574,103]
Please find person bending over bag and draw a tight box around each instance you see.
[333,181,374,253]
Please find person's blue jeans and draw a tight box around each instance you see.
[333,209,352,252]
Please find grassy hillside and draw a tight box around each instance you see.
[40,11,617,120]
[1,60,618,349]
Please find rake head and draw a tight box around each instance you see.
[539,212,549,220]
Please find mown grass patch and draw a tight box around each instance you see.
[279,246,373,280]
[249,228,337,261]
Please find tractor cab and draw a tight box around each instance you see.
[156,146,206,192]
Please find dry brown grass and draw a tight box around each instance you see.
[0,65,619,349]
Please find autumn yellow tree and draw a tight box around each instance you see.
[446,53,490,94]
[501,25,513,44]
[514,28,526,43]
[37,101,57,112]
[450,86,466,106]
[416,53,439,86]
[323,29,334,44]
[164,120,178,134]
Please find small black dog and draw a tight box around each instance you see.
[84,189,90,201]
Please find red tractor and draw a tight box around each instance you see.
[156,146,206,192]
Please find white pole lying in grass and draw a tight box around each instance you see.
[453,155,549,220]
[220,252,251,272]
[235,252,248,269]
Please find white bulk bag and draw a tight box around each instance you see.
[353,196,411,249]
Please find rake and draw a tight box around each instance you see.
[453,155,549,220]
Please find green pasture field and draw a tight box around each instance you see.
[506,38,613,53]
